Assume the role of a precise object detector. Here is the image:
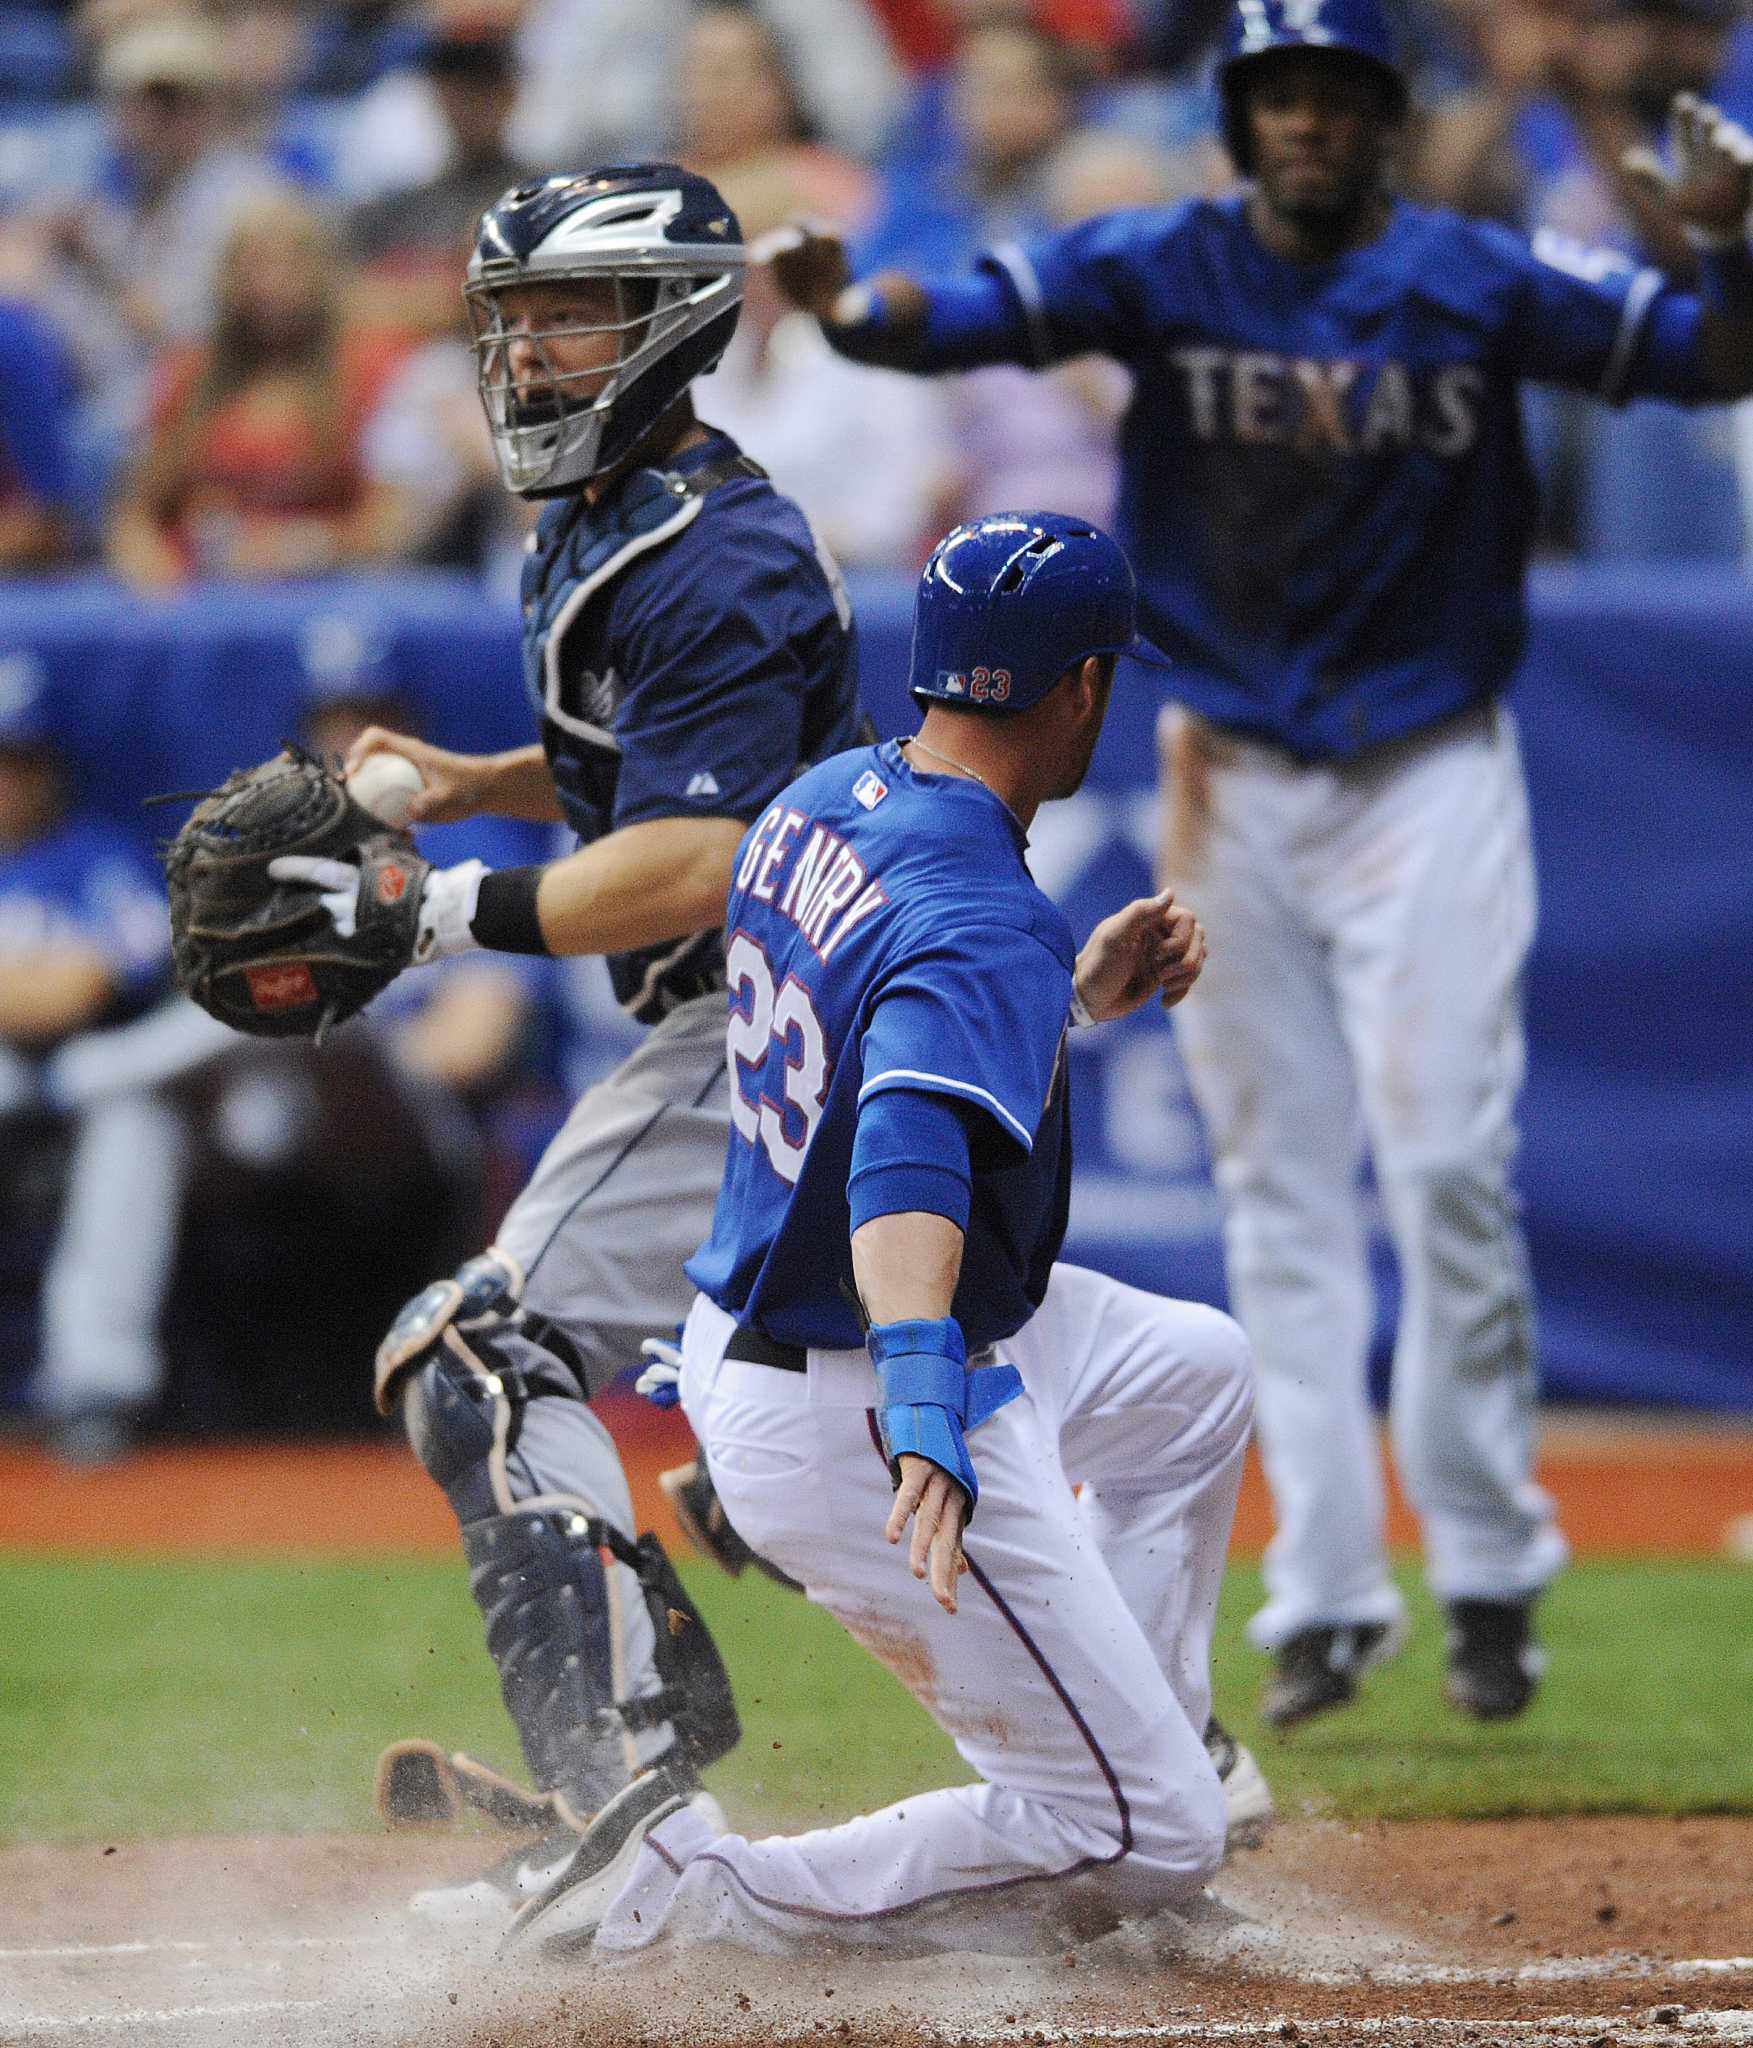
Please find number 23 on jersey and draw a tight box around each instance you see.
[725,931,830,1184]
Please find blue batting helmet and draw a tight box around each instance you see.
[1219,0,1407,172]
[908,513,1166,715]
[467,164,744,497]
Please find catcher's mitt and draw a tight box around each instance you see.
[163,748,430,1040]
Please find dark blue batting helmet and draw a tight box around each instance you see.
[1219,0,1407,172]
[466,163,744,496]
[908,513,1167,715]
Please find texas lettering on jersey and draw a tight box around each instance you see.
[926,194,1709,758]
[1167,349,1483,457]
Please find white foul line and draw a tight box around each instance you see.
[0,1935,380,1961]
[1,1936,1746,1983]
[0,1997,351,2034]
[0,1940,1749,2041]
[1301,1957,1753,1989]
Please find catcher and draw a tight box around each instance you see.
[166,163,866,1923]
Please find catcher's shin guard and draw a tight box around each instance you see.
[387,1256,740,1820]
[463,1507,648,1817]
[660,1458,802,1592]
[461,1511,740,1817]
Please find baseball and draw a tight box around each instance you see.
[347,751,425,827]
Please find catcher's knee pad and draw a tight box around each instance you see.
[464,1509,741,1819]
[378,1248,547,1413]
[380,1248,593,1481]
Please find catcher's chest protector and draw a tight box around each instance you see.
[520,453,765,844]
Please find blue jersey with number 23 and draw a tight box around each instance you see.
[686,740,1077,1353]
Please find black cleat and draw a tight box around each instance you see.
[1261,1618,1406,1730]
[1443,1598,1543,1720]
[660,1458,802,1591]
[502,1764,689,1955]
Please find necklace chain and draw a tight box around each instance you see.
[901,733,998,799]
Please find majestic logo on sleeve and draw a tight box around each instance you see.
[1169,349,1483,458]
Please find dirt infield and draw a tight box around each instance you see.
[4,1417,1749,2042]
[2,1818,1749,2047]
[3,1398,1751,1559]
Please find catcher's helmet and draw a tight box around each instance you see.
[467,164,745,496]
[1219,0,1407,172]
[909,513,1167,715]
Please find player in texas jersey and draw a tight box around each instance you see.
[765,0,1753,1729]
[505,513,1260,1960]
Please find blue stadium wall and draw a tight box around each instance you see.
[2,565,1748,1411]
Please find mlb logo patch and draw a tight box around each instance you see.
[852,770,888,811]
[940,671,967,695]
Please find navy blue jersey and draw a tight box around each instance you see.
[521,428,864,1023]
[917,196,1709,759]
[686,741,1077,1351]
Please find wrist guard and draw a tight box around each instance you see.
[868,1316,1023,1519]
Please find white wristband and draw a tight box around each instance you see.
[1069,983,1096,1029]
[414,860,487,963]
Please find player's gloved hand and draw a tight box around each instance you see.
[868,1317,1023,1520]
[268,856,487,963]
[634,1334,684,1409]
[267,854,364,938]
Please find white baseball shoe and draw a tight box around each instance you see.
[1204,1715,1274,1849]
[408,1823,583,1927]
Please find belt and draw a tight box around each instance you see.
[723,1325,808,1374]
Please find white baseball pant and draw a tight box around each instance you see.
[590,1263,1254,1957]
[1165,702,1568,1648]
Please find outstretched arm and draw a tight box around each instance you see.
[345,730,563,825]
[763,227,1037,374]
[765,228,930,368]
[1622,94,1753,399]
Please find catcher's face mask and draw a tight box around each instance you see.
[464,168,746,497]
[466,266,732,496]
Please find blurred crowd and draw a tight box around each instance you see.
[3,0,1751,1458]
[0,0,1748,592]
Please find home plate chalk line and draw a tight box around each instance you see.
[0,1934,1747,1978]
